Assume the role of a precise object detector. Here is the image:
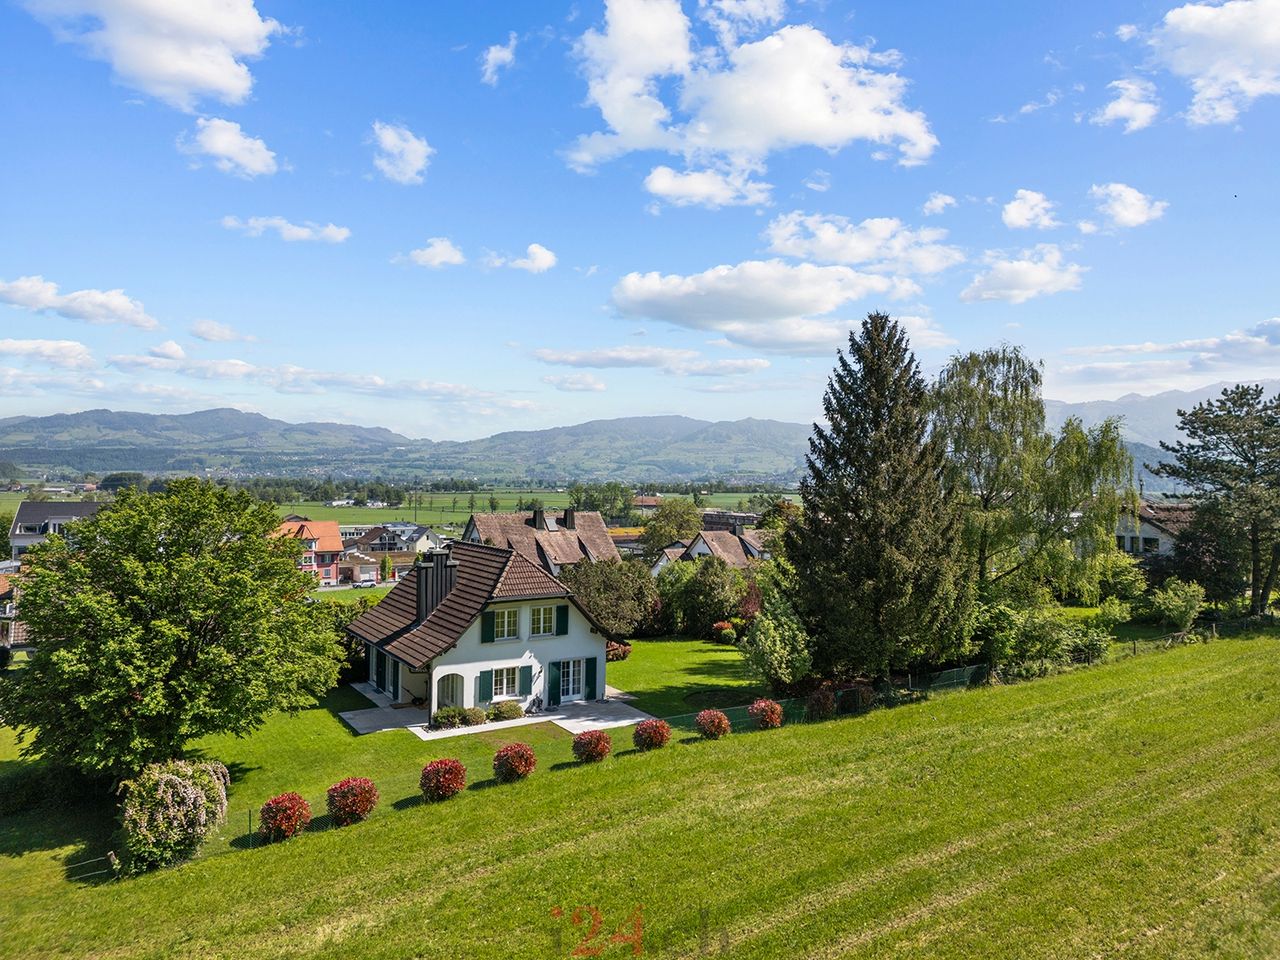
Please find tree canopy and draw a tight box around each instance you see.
[788,312,972,678]
[0,479,343,779]
[640,497,702,562]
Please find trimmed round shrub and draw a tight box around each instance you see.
[420,758,467,802]
[488,700,525,722]
[806,685,837,722]
[712,620,736,643]
[432,706,467,729]
[119,766,213,873]
[493,742,537,783]
[259,792,312,843]
[572,729,612,763]
[632,718,671,752]
[747,698,784,730]
[461,707,488,726]
[326,777,379,826]
[695,709,731,740]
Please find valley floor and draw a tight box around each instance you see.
[3,636,1280,958]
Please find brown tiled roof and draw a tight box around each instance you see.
[660,546,685,565]
[274,519,344,554]
[694,530,754,568]
[346,541,576,669]
[467,511,620,569]
[1140,501,1195,537]
[0,575,12,599]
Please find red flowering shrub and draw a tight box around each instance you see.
[572,729,613,763]
[493,743,537,783]
[712,620,736,642]
[747,698,784,730]
[695,709,731,740]
[326,777,379,826]
[259,792,312,842]
[419,759,466,802]
[632,718,671,751]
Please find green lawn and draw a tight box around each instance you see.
[311,585,394,604]
[5,635,1280,958]
[607,637,769,717]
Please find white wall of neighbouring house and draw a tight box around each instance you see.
[428,600,606,713]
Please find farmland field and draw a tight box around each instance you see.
[3,635,1280,958]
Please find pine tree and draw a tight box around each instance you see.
[787,313,971,679]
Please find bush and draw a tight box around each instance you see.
[432,706,468,729]
[695,709,731,740]
[259,792,312,842]
[559,558,662,639]
[747,698,784,730]
[1091,596,1132,634]
[606,640,632,662]
[461,707,488,726]
[712,620,736,643]
[119,762,220,873]
[419,759,467,802]
[806,685,836,722]
[572,729,613,763]
[326,777,379,826]
[488,700,525,722]
[1153,577,1206,633]
[632,718,671,751]
[493,743,537,783]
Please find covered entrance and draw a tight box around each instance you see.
[436,672,464,709]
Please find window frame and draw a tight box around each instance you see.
[530,604,556,637]
[493,608,520,641]
[492,665,519,699]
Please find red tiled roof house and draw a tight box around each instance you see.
[345,541,610,714]
[274,518,345,586]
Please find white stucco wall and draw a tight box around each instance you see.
[427,599,606,712]
[1115,516,1174,555]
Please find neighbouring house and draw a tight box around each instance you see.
[0,574,22,649]
[274,517,345,586]
[463,508,620,575]
[700,510,763,532]
[339,549,382,585]
[352,522,441,554]
[8,501,101,561]
[652,526,771,575]
[631,495,663,514]
[1115,499,1194,557]
[649,541,689,577]
[345,541,610,713]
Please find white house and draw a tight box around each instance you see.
[9,501,100,561]
[1115,500,1194,557]
[346,541,609,715]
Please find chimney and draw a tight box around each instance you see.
[532,507,547,530]
[562,507,576,530]
[414,547,459,623]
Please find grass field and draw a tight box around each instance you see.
[4,635,1280,958]
[606,638,769,717]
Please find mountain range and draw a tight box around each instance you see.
[0,380,1253,485]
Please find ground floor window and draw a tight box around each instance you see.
[561,658,583,700]
[493,665,519,698]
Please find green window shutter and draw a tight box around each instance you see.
[545,659,561,708]
[480,610,495,643]
[585,657,598,701]
[518,665,533,696]
[478,669,493,702]
[555,604,570,636]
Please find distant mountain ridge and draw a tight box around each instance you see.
[1,380,1263,484]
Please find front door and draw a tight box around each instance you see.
[559,658,584,703]
[375,650,387,692]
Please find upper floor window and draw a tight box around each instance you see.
[530,605,555,637]
[494,608,520,640]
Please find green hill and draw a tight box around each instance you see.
[4,636,1279,958]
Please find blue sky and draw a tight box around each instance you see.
[1,0,1277,439]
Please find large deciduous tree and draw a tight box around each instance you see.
[639,497,702,562]
[0,479,343,779]
[1152,384,1280,614]
[558,558,660,639]
[788,312,972,679]
[931,345,1134,599]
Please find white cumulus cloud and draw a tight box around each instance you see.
[0,338,95,368]
[180,117,277,177]
[509,243,558,273]
[405,237,466,268]
[0,274,157,328]
[1152,0,1280,125]
[961,244,1085,304]
[922,192,956,215]
[23,0,282,111]
[543,373,607,392]
[1091,78,1160,132]
[643,165,771,207]
[481,32,518,85]
[1002,189,1060,229]
[764,211,964,276]
[190,319,255,342]
[221,216,350,243]
[371,121,433,185]
[1089,182,1169,227]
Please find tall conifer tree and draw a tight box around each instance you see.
[788,313,971,678]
